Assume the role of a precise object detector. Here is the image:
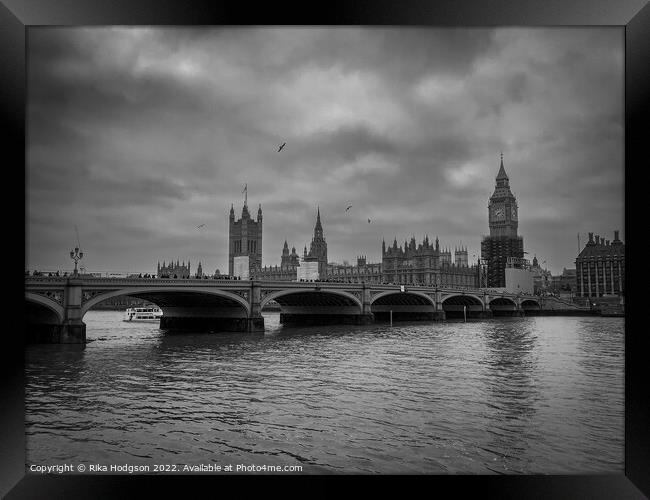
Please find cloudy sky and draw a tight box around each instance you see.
[26,27,623,276]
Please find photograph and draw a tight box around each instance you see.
[22,24,628,479]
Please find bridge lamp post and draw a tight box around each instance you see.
[70,247,83,276]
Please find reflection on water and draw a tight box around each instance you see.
[479,321,540,473]
[25,312,624,474]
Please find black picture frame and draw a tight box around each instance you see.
[3,0,648,497]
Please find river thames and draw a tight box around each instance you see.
[25,312,624,474]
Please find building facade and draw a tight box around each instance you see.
[381,236,479,287]
[281,240,300,271]
[481,154,525,287]
[575,231,624,297]
[253,240,300,281]
[326,256,383,283]
[225,203,478,287]
[504,257,534,294]
[549,268,576,295]
[250,208,326,281]
[530,255,552,294]
[157,259,191,278]
[155,260,203,278]
[228,200,263,276]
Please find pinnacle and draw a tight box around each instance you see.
[496,153,509,180]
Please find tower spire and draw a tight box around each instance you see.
[314,206,323,234]
[496,152,508,181]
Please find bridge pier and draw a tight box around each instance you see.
[26,276,88,344]
[60,320,87,343]
[26,320,86,344]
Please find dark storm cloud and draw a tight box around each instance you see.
[26,27,623,275]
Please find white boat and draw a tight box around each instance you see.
[123,306,163,322]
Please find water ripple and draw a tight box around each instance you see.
[25,312,624,474]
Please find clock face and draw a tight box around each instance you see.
[494,207,505,219]
[511,206,518,220]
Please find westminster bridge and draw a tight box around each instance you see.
[25,276,589,343]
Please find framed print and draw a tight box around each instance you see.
[3,0,648,497]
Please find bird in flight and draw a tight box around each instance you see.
[346,205,352,212]
[278,142,286,152]
[368,218,372,224]
[196,224,205,229]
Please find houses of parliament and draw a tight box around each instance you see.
[157,154,525,288]
[227,204,487,287]
[156,154,625,296]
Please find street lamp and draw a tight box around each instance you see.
[70,246,83,276]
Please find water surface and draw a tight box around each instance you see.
[25,312,624,474]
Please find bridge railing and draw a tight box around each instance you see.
[24,276,537,300]
[25,276,250,286]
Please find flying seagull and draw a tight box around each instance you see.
[346,205,352,212]
[368,218,372,223]
[278,142,286,152]
[196,224,205,229]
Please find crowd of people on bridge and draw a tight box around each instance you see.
[26,270,244,280]
[26,270,482,291]
[27,270,67,277]
[296,278,477,289]
[157,274,243,280]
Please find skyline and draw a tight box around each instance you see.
[27,27,624,276]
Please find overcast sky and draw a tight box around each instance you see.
[26,27,623,276]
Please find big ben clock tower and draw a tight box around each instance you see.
[488,153,519,238]
[481,153,524,287]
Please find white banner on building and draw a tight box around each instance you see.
[505,267,534,294]
[297,260,319,281]
[233,255,250,280]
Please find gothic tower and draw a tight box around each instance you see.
[280,240,300,271]
[481,154,524,287]
[307,207,328,276]
[454,245,469,267]
[228,195,263,277]
[488,153,519,238]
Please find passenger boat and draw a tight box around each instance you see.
[123,307,163,322]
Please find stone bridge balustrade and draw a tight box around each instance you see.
[25,276,553,343]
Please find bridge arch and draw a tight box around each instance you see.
[488,296,518,307]
[370,290,437,321]
[521,298,541,309]
[441,293,485,318]
[25,293,65,323]
[487,295,523,316]
[80,287,251,318]
[370,290,435,307]
[441,293,484,306]
[260,288,363,312]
